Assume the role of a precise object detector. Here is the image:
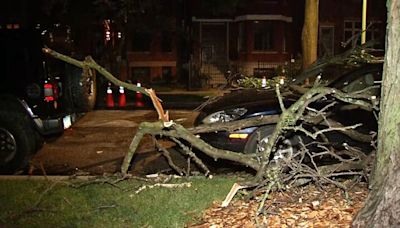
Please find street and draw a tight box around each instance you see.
[31,110,199,175]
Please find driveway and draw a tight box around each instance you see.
[31,110,198,175]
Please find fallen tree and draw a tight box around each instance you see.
[43,45,381,208]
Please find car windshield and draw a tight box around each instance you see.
[292,63,382,94]
[335,70,382,97]
[341,73,375,93]
[292,64,360,86]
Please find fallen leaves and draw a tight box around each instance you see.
[189,183,368,228]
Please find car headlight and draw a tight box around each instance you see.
[202,108,247,124]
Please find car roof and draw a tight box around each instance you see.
[198,63,383,114]
[292,63,383,86]
[328,63,382,88]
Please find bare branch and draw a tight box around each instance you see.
[170,137,210,176]
[155,140,185,176]
[43,47,149,96]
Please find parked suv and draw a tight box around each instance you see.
[0,28,96,173]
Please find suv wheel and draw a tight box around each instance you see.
[0,112,37,174]
[64,64,97,113]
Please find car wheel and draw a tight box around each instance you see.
[244,125,275,154]
[0,112,37,174]
[244,125,298,163]
[64,64,97,113]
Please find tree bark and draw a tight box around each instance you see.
[352,1,400,227]
[302,0,319,70]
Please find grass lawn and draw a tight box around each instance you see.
[0,176,235,228]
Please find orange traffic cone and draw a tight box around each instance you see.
[106,85,114,108]
[118,86,126,107]
[135,82,144,107]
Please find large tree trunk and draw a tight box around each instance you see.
[352,1,400,227]
[302,0,319,70]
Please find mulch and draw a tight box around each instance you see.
[189,183,368,228]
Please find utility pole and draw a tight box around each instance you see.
[361,0,367,44]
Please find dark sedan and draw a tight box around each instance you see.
[195,63,382,154]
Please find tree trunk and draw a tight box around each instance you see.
[352,1,400,227]
[302,0,319,70]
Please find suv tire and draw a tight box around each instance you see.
[64,64,97,113]
[0,111,37,174]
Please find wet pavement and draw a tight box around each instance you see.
[31,110,199,175]
[95,88,222,110]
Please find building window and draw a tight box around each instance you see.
[162,67,173,82]
[131,67,150,84]
[253,68,275,78]
[365,22,384,46]
[238,22,246,52]
[283,23,289,53]
[319,25,335,57]
[132,32,151,52]
[161,31,172,52]
[344,20,361,46]
[253,21,274,51]
[343,20,383,47]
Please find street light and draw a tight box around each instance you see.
[105,31,111,41]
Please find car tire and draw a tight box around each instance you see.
[64,64,97,113]
[244,125,299,165]
[244,125,276,154]
[0,111,37,174]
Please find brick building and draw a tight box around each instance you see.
[189,0,303,87]
[116,0,179,86]
[318,0,386,57]
[2,0,386,88]
[189,0,386,87]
